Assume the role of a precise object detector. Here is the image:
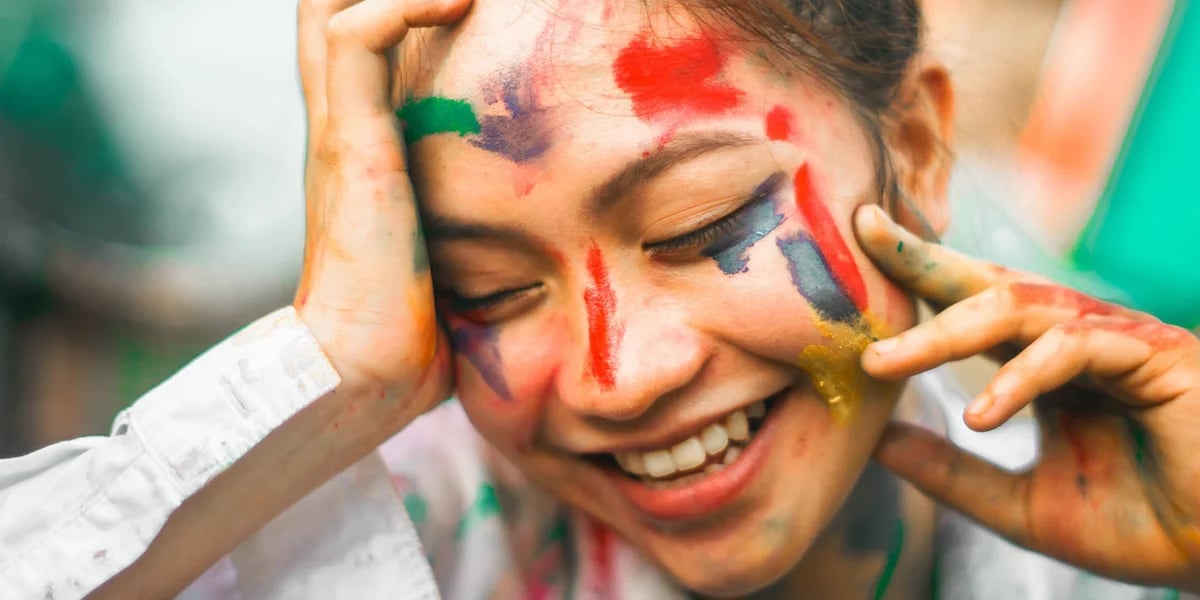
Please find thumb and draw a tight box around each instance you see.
[873,422,1033,546]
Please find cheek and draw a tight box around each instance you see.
[457,313,571,447]
[875,277,919,337]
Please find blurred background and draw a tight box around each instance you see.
[1,0,1197,457]
[0,0,305,456]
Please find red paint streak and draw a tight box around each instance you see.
[765,105,793,141]
[1059,412,1091,473]
[1063,319,1192,351]
[587,520,615,598]
[793,165,868,310]
[1008,282,1123,319]
[613,33,744,122]
[584,243,619,390]
[513,173,536,198]
[601,0,619,21]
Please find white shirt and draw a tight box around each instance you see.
[0,309,1189,600]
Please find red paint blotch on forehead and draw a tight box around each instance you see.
[613,33,744,121]
[584,243,619,390]
[765,105,793,141]
[793,164,868,311]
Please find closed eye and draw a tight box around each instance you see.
[440,283,543,323]
[644,171,786,257]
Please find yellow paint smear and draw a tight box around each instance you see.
[796,313,887,424]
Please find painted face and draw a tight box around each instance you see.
[401,2,920,595]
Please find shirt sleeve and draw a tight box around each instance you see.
[0,306,340,600]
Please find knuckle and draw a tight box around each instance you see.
[324,12,358,45]
[994,281,1022,311]
[1044,322,1079,349]
[993,283,1033,332]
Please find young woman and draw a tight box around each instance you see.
[4,0,1198,598]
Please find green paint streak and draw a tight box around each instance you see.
[412,221,429,274]
[1131,421,1149,466]
[896,241,904,253]
[929,551,941,600]
[403,492,428,527]
[538,518,569,554]
[871,519,905,600]
[454,483,501,539]
[1123,417,1152,469]
[396,96,480,145]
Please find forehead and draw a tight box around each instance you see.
[397,0,874,220]
[400,1,785,124]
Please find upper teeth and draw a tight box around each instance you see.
[613,401,765,480]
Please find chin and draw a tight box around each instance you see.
[656,539,809,597]
[606,391,872,597]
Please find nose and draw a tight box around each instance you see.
[558,285,709,422]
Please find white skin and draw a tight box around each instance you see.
[92,0,1200,597]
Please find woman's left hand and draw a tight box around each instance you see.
[854,205,1200,593]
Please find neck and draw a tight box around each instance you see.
[748,389,940,600]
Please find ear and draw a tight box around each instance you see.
[884,59,955,239]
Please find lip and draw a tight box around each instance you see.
[606,389,784,523]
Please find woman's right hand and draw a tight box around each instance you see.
[92,5,471,596]
[294,0,472,438]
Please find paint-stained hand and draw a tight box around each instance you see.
[854,205,1200,592]
[295,0,471,426]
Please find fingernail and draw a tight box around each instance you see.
[966,393,993,418]
[870,337,899,356]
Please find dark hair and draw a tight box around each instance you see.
[682,0,924,209]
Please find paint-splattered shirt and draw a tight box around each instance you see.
[0,309,1189,599]
[368,376,1184,600]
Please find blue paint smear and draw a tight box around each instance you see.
[777,232,859,324]
[703,175,787,274]
[470,69,551,163]
[450,324,514,401]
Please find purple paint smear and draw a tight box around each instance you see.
[470,69,552,163]
[703,173,787,275]
[450,324,514,402]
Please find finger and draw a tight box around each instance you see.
[324,0,471,124]
[299,0,360,139]
[862,281,1147,380]
[873,422,1033,547]
[968,318,1193,430]
[854,204,1010,306]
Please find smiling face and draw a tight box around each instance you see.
[399,1,948,595]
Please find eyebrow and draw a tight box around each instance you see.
[423,130,762,245]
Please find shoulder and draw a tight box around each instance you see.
[377,400,495,539]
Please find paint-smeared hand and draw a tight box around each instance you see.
[295,0,471,425]
[854,205,1200,592]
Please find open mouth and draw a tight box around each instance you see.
[589,390,783,488]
